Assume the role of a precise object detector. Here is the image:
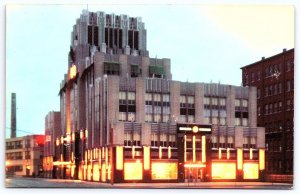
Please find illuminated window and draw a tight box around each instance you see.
[243,163,259,179]
[212,162,236,179]
[151,162,178,180]
[124,161,143,180]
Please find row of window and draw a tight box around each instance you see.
[264,121,283,133]
[204,97,226,106]
[235,99,248,107]
[211,136,256,148]
[6,151,31,160]
[258,99,293,116]
[245,61,294,84]
[145,93,170,123]
[258,81,293,98]
[123,132,177,147]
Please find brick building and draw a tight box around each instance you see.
[49,10,265,183]
[241,49,294,175]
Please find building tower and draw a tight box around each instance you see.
[11,93,16,138]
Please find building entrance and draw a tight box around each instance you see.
[176,124,212,182]
[184,166,205,182]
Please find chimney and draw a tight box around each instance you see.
[261,57,265,60]
[11,93,16,138]
[283,48,287,52]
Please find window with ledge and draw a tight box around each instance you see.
[242,99,248,107]
[119,91,136,122]
[169,134,176,147]
[286,100,291,111]
[219,136,226,148]
[145,93,170,123]
[104,62,120,75]
[269,104,273,114]
[180,95,195,123]
[242,118,248,126]
[274,84,278,95]
[130,64,140,77]
[227,136,234,148]
[286,61,291,72]
[265,66,269,77]
[160,133,168,147]
[258,106,261,116]
[151,133,158,147]
[265,104,269,115]
[235,99,241,107]
[286,80,291,92]
[273,103,277,113]
[124,132,132,146]
[278,101,282,112]
[251,72,255,82]
[278,83,282,93]
[250,137,256,148]
[235,118,241,126]
[264,87,268,97]
[257,71,261,80]
[257,89,260,99]
[211,136,217,148]
[243,137,250,149]
[133,132,141,146]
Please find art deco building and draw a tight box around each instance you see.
[52,10,265,183]
[241,49,294,176]
[6,135,44,177]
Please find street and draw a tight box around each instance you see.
[5,177,293,189]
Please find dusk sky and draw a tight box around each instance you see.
[4,3,295,137]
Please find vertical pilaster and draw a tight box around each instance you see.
[248,86,257,127]
[170,81,180,122]
[195,83,204,123]
[136,78,145,123]
[226,86,236,126]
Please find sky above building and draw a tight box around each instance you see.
[5,4,294,137]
